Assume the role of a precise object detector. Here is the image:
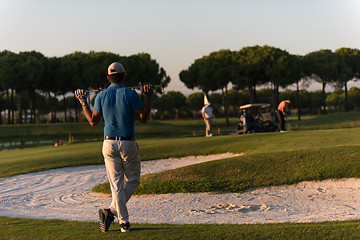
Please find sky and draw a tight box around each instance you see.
[1,0,360,95]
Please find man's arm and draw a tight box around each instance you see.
[133,84,153,123]
[75,89,102,127]
[82,104,102,127]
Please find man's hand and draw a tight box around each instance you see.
[141,84,154,96]
[75,89,88,106]
[134,84,154,123]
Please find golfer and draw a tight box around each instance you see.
[75,62,153,233]
[202,100,214,137]
[276,100,291,132]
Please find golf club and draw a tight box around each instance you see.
[285,118,292,132]
[86,85,165,94]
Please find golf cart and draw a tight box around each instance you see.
[236,103,279,134]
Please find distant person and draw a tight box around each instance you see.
[75,62,153,233]
[202,101,214,137]
[240,110,251,134]
[276,100,291,132]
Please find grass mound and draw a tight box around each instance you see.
[92,145,360,195]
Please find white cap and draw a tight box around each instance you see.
[108,62,126,75]
[204,94,211,105]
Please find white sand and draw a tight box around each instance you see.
[0,152,359,224]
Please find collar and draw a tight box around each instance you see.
[108,83,125,89]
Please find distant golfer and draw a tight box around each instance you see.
[202,95,214,137]
[75,62,153,233]
[276,100,291,132]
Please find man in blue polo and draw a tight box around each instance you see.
[75,62,153,233]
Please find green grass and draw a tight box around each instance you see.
[1,217,360,240]
[289,111,360,130]
[94,144,360,195]
[0,118,238,142]
[0,122,104,141]
[2,112,360,142]
[2,112,360,239]
[2,126,360,178]
[1,126,360,178]
[0,142,104,177]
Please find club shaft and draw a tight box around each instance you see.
[128,85,162,90]
[86,85,164,94]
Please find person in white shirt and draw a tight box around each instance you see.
[202,102,214,137]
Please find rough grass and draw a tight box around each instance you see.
[1,217,360,240]
[289,112,360,130]
[93,145,360,195]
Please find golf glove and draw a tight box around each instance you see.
[75,89,88,106]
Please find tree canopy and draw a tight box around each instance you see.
[0,50,170,124]
[1,45,360,124]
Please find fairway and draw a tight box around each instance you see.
[2,124,360,178]
[1,152,360,225]
[1,114,360,239]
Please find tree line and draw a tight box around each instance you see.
[0,51,170,124]
[151,86,360,120]
[180,46,360,124]
[1,46,359,124]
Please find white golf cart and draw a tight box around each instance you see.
[236,103,280,134]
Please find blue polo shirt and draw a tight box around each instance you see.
[94,83,143,137]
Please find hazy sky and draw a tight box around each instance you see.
[1,0,360,95]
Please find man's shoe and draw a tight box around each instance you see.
[120,222,130,232]
[99,208,114,232]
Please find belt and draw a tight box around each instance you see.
[104,136,135,141]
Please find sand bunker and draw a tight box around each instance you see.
[0,152,359,224]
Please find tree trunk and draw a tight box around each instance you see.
[321,81,327,115]
[192,110,198,119]
[344,81,348,112]
[63,93,67,122]
[175,109,179,120]
[69,99,73,122]
[273,83,280,110]
[271,82,279,110]
[16,89,23,124]
[74,92,79,122]
[24,108,28,123]
[7,89,10,124]
[249,84,257,103]
[31,91,36,123]
[296,81,301,121]
[222,85,229,126]
[0,92,2,125]
[11,89,15,124]
[53,93,57,123]
[47,92,51,123]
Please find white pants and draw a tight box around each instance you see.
[102,140,141,223]
[204,118,213,136]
